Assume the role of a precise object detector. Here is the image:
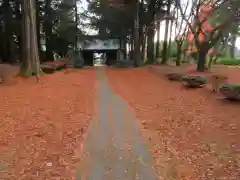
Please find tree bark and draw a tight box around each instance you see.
[161,41,168,64]
[176,43,181,66]
[167,19,174,59]
[29,0,41,77]
[139,0,145,60]
[230,34,236,58]
[196,50,207,72]
[2,0,14,63]
[161,0,171,64]
[36,0,42,60]
[130,36,134,52]
[141,32,146,60]
[208,55,213,68]
[147,25,155,64]
[133,0,141,67]
[44,0,54,61]
[155,21,160,59]
[146,0,155,64]
[15,0,23,62]
[20,0,41,79]
[20,0,32,76]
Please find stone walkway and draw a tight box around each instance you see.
[78,69,157,179]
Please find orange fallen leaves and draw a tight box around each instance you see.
[0,70,96,179]
[106,67,240,180]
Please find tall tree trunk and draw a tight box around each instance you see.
[44,0,54,61]
[36,0,42,60]
[155,21,160,59]
[29,0,41,77]
[182,50,187,62]
[20,0,41,79]
[230,33,236,58]
[75,0,79,50]
[141,33,146,60]
[176,42,181,66]
[139,0,144,60]
[161,0,171,64]
[2,0,14,63]
[21,0,32,76]
[213,56,218,64]
[129,43,132,55]
[0,30,3,61]
[15,0,22,62]
[167,19,174,59]
[197,49,207,72]
[131,35,134,52]
[133,0,141,66]
[208,55,213,68]
[147,25,155,64]
[146,0,155,64]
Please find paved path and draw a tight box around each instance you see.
[78,69,157,179]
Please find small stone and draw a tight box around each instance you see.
[46,162,52,167]
[59,158,68,166]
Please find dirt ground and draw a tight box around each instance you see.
[1,65,239,179]
[0,69,96,179]
[106,66,240,180]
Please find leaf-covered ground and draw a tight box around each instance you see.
[106,66,240,180]
[1,65,239,179]
[0,69,96,179]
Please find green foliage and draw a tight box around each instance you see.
[218,57,240,66]
[221,84,240,89]
[113,60,134,68]
[182,76,207,88]
[86,0,135,38]
[182,41,189,50]
[155,41,178,59]
[168,42,178,58]
[219,84,240,100]
[51,0,83,57]
[0,0,82,62]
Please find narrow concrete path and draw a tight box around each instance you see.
[79,68,157,179]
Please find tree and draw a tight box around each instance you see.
[133,0,141,66]
[161,0,171,64]
[229,25,239,58]
[176,0,240,71]
[146,0,157,64]
[20,0,41,80]
[173,0,191,66]
[85,0,169,65]
[0,0,80,65]
[146,0,168,64]
[155,21,161,59]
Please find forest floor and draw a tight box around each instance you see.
[0,65,239,179]
[106,65,240,180]
[0,69,96,179]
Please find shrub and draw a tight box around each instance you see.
[218,57,240,66]
[219,84,240,100]
[40,65,55,74]
[182,75,207,88]
[55,63,67,71]
[165,72,183,81]
[155,41,178,59]
[113,60,134,68]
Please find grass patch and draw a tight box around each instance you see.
[218,57,240,66]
